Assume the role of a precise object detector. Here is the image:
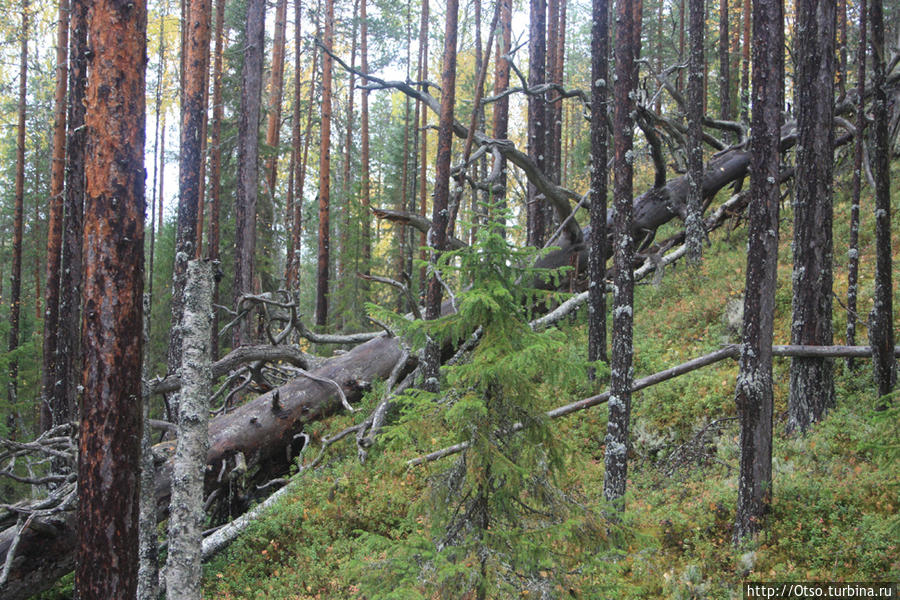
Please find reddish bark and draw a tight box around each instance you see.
[423,0,459,387]
[40,0,69,431]
[264,0,288,197]
[491,0,511,235]
[77,0,147,595]
[316,0,335,327]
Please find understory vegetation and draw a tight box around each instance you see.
[188,182,900,599]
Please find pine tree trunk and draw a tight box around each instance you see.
[148,0,169,336]
[868,0,896,400]
[264,0,287,199]
[740,0,750,121]
[234,0,265,346]
[164,261,213,600]
[417,0,430,296]
[77,0,147,594]
[169,0,211,375]
[734,0,782,543]
[686,0,705,264]
[604,0,638,509]
[788,0,835,433]
[588,0,609,370]
[718,0,731,120]
[359,0,371,280]
[55,0,87,433]
[7,2,28,439]
[316,0,335,327]
[491,0,511,236]
[526,0,547,247]
[208,0,225,360]
[338,0,359,303]
[845,0,867,369]
[423,0,459,390]
[138,297,158,600]
[41,0,69,432]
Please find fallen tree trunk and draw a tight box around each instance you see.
[0,334,405,600]
[1,82,893,596]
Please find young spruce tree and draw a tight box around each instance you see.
[362,216,607,599]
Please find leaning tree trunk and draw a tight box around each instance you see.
[733,0,782,544]
[77,0,147,595]
[788,0,835,433]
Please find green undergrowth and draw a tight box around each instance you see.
[200,182,899,598]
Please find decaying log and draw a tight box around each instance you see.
[0,334,405,600]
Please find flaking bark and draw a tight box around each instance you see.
[165,261,214,600]
[77,0,147,595]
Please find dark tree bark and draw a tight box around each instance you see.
[491,0,512,236]
[718,0,731,120]
[41,0,69,432]
[845,0,867,369]
[264,0,288,198]
[7,2,27,440]
[338,0,359,298]
[285,0,301,292]
[77,0,147,595]
[868,0,896,400]
[359,0,371,278]
[287,7,320,290]
[423,0,459,390]
[208,0,225,360]
[417,0,430,295]
[316,0,335,327]
[686,0,705,264]
[526,0,547,247]
[740,0,750,121]
[604,0,638,509]
[546,0,561,187]
[837,0,847,97]
[234,0,266,346]
[734,0,782,543]
[788,0,835,433]
[588,0,609,368]
[55,0,87,434]
[170,0,211,374]
[396,7,412,302]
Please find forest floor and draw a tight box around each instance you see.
[192,184,899,599]
[38,179,900,599]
